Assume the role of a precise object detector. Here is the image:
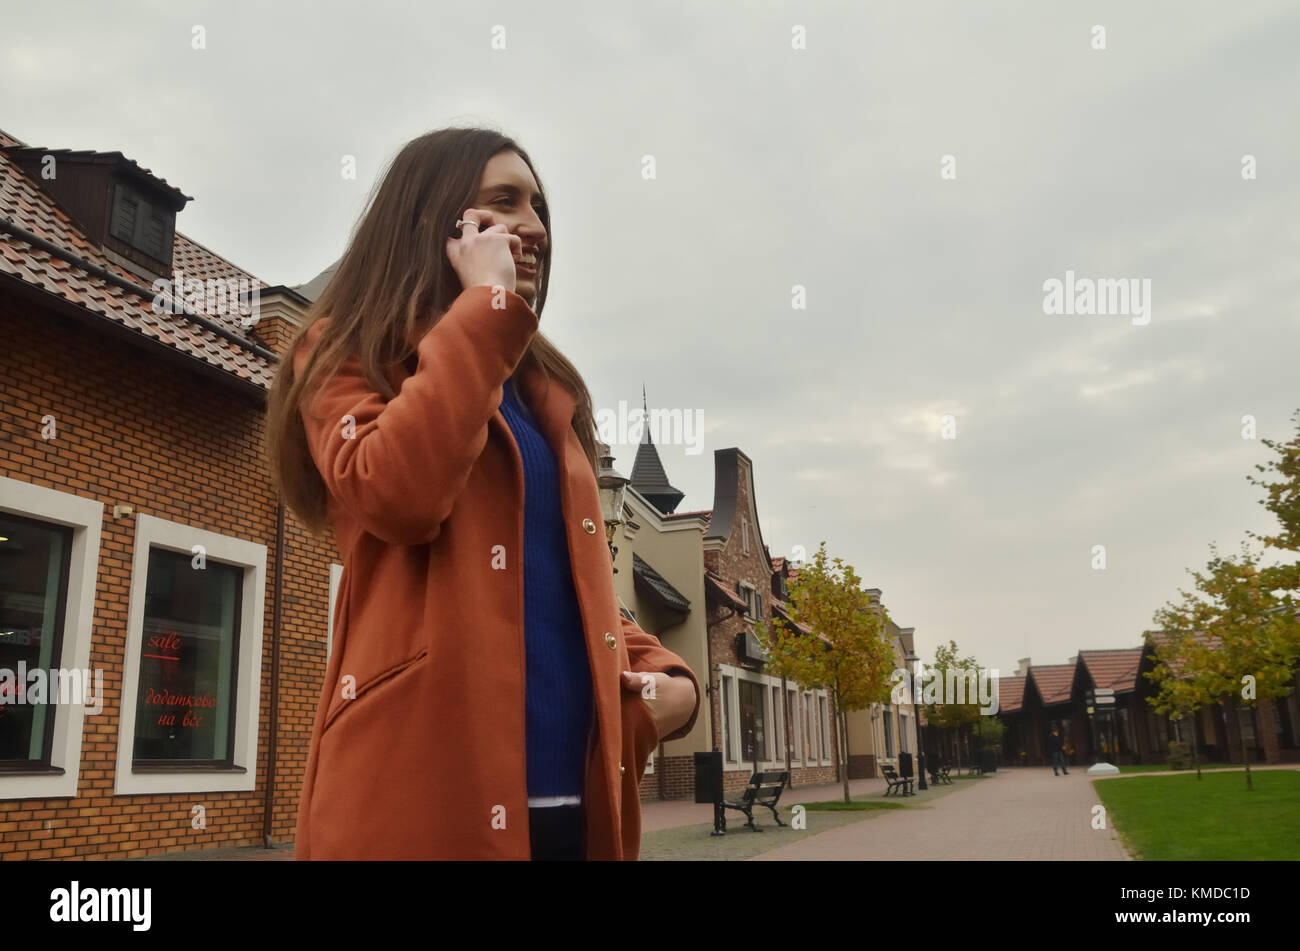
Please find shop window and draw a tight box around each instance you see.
[131,548,242,765]
[738,678,765,762]
[115,514,266,795]
[0,513,73,769]
[722,675,734,762]
[819,695,829,761]
[0,478,103,801]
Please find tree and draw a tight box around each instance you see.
[1247,407,1300,584]
[1151,541,1300,790]
[755,541,896,803]
[1146,412,1300,790]
[973,715,1006,760]
[1143,629,1213,779]
[921,640,983,770]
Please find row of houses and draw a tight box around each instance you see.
[0,127,926,859]
[987,648,1300,768]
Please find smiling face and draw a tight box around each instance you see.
[473,150,548,305]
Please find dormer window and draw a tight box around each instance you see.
[737,580,763,620]
[109,181,175,262]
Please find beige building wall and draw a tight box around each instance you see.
[611,487,711,771]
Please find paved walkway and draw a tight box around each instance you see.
[640,776,892,832]
[748,768,1129,861]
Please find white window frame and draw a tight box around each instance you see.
[787,686,800,762]
[114,513,266,795]
[721,674,736,763]
[900,711,910,753]
[737,580,760,619]
[327,562,343,662]
[0,477,104,801]
[804,690,815,761]
[718,663,790,772]
[819,693,831,765]
[771,683,783,766]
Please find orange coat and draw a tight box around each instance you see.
[291,284,701,860]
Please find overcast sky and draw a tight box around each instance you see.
[4,1,1298,676]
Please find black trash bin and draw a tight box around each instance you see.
[979,750,998,773]
[694,751,723,804]
[898,751,914,779]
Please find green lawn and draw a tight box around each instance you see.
[1116,762,1231,774]
[802,800,906,812]
[1093,769,1300,860]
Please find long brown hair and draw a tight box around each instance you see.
[265,127,600,537]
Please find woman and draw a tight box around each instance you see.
[265,128,701,860]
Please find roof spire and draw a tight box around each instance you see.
[629,380,685,514]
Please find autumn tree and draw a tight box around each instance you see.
[1143,628,1214,779]
[921,640,983,770]
[1149,413,1300,790]
[755,541,896,803]
[1151,541,1299,790]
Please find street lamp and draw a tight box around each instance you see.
[596,441,629,573]
[905,647,927,791]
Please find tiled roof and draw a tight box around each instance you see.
[997,675,1026,713]
[1079,648,1143,693]
[769,597,813,635]
[664,508,711,528]
[1143,630,1222,678]
[631,552,690,613]
[703,571,746,611]
[0,128,274,388]
[1027,664,1075,706]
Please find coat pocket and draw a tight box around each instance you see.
[622,689,660,784]
[322,648,429,737]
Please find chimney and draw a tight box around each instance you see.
[864,587,882,606]
[1067,654,1077,666]
[1016,657,1031,677]
[247,285,312,358]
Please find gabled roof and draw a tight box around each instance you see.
[1142,630,1222,678]
[703,570,746,611]
[0,128,274,390]
[1079,648,1143,693]
[1027,664,1075,706]
[997,675,1026,713]
[769,598,813,635]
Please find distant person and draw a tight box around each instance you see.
[1046,727,1069,776]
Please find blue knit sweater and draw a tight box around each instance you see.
[499,374,595,800]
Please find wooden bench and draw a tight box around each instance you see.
[881,764,913,796]
[722,770,790,831]
[928,760,953,785]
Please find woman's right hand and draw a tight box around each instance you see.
[445,208,523,295]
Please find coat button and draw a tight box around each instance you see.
[582,517,596,533]
[619,762,626,775]
[605,632,617,650]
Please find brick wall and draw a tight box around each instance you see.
[0,294,335,859]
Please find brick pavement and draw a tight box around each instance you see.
[747,767,1130,860]
[639,776,892,832]
[144,766,1300,859]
